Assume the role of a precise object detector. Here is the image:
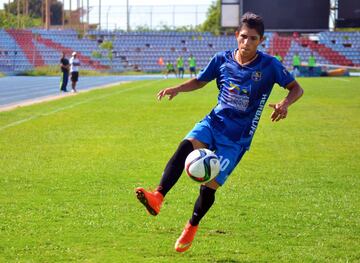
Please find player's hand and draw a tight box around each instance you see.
[269,100,289,122]
[157,88,179,101]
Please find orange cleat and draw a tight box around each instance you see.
[175,222,199,252]
[135,187,163,216]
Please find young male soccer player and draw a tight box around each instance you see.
[136,12,303,253]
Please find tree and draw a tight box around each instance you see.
[200,0,221,35]
[4,0,63,25]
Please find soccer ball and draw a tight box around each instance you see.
[185,148,220,183]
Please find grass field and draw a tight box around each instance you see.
[0,77,359,262]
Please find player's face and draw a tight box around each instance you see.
[235,25,264,57]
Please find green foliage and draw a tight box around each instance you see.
[21,65,59,76]
[0,11,42,28]
[0,78,359,262]
[4,0,63,24]
[4,0,42,18]
[91,51,102,59]
[100,41,113,50]
[200,0,221,35]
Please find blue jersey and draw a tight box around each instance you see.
[196,50,294,148]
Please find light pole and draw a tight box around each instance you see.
[99,0,101,31]
[106,6,111,31]
[126,0,130,32]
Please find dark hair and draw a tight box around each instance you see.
[237,12,264,38]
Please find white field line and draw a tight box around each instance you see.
[332,78,350,82]
[0,80,160,132]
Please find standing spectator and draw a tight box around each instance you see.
[274,52,283,63]
[292,52,301,77]
[60,52,70,92]
[308,52,316,76]
[177,56,184,78]
[188,54,197,78]
[69,52,81,93]
[165,61,176,79]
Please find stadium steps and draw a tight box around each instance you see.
[295,38,353,66]
[35,35,109,71]
[271,35,292,59]
[6,29,45,67]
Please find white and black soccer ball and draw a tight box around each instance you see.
[185,148,220,183]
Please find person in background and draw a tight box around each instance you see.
[308,52,316,76]
[188,54,197,78]
[292,52,301,77]
[69,52,81,93]
[177,56,184,78]
[165,61,176,79]
[60,52,70,92]
[274,52,283,63]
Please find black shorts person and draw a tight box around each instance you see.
[71,71,79,82]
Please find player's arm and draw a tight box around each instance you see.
[269,80,304,122]
[157,78,208,100]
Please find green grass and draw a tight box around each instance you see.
[0,77,359,262]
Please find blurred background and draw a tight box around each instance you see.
[0,0,359,76]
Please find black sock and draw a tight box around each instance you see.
[189,185,216,226]
[157,140,194,197]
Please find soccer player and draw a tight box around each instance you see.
[308,52,316,76]
[292,52,301,77]
[59,52,70,92]
[274,52,283,63]
[165,61,176,79]
[136,12,303,253]
[69,52,81,93]
[177,56,185,78]
[188,54,197,78]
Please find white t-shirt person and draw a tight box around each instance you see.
[69,52,80,72]
[69,52,81,92]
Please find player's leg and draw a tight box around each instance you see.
[136,119,213,216]
[174,181,219,252]
[135,138,205,216]
[175,135,247,252]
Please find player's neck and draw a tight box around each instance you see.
[236,50,258,66]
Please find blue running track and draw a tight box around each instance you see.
[0,75,179,109]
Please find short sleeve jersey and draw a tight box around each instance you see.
[197,50,294,148]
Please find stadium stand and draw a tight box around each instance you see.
[0,29,359,74]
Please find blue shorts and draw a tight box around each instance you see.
[185,118,247,186]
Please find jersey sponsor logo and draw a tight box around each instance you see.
[228,82,240,93]
[251,71,262,81]
[249,93,268,136]
[226,82,251,112]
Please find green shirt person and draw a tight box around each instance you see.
[188,54,197,77]
[177,56,184,78]
[293,53,301,69]
[274,53,282,63]
[308,54,316,67]
[165,61,176,78]
[308,53,316,76]
[166,62,174,71]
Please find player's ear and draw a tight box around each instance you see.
[235,30,240,38]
